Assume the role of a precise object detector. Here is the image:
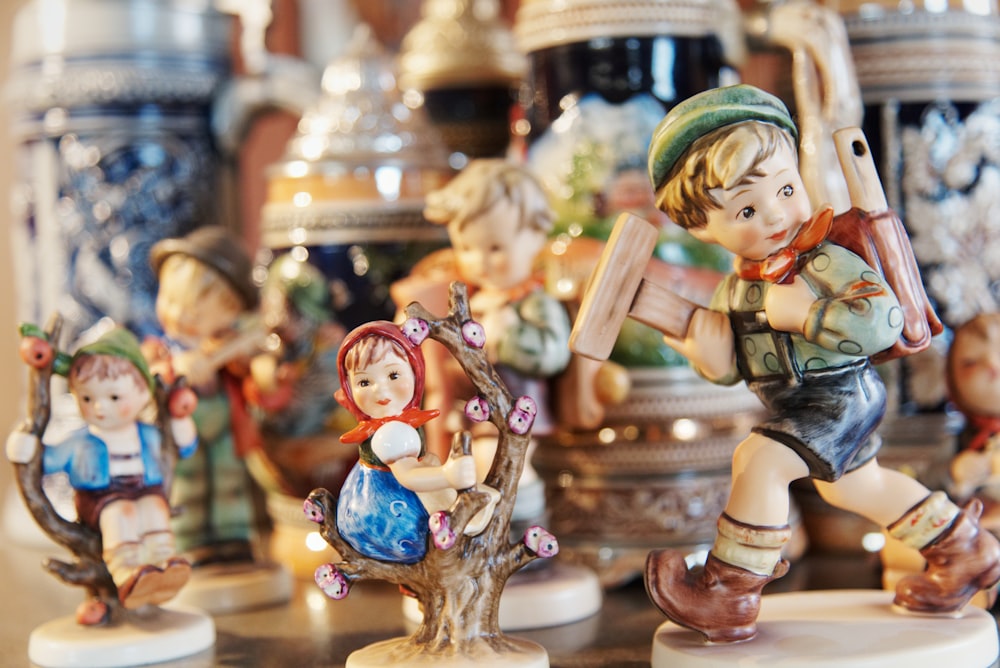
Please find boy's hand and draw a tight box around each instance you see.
[764,275,816,334]
[6,431,38,464]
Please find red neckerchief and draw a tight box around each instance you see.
[965,414,1000,451]
[735,205,834,284]
[339,407,441,444]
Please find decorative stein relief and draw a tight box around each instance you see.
[845,8,1000,409]
[6,0,314,345]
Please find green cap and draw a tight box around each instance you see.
[73,328,155,392]
[648,84,798,192]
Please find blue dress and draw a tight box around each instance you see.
[336,438,429,563]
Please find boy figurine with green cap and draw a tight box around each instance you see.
[6,328,199,611]
[575,84,1000,643]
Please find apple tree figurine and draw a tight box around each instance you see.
[5,316,199,626]
[304,283,558,666]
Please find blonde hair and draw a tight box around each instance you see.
[654,121,798,230]
[424,159,554,234]
[159,254,243,312]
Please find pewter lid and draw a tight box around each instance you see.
[513,0,735,54]
[9,0,231,66]
[398,0,526,91]
[279,25,450,170]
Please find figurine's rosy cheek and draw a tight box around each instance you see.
[464,396,490,422]
[303,499,324,523]
[461,321,486,348]
[402,318,430,345]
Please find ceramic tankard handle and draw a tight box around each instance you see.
[212,0,322,154]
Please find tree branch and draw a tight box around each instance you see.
[11,315,119,614]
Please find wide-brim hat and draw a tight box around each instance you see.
[150,226,259,310]
[648,84,798,192]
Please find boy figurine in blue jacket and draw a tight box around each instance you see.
[7,328,198,610]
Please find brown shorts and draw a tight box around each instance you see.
[74,476,165,529]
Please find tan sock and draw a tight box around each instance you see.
[887,491,960,550]
[711,513,791,576]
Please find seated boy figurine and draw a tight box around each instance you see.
[626,84,1000,642]
[6,328,198,610]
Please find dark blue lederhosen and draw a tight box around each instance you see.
[731,305,885,483]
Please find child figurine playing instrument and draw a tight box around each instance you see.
[572,84,1000,643]
[333,321,480,567]
[7,328,199,611]
[147,226,264,566]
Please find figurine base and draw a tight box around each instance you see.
[651,589,999,668]
[402,562,602,630]
[346,635,549,667]
[168,561,292,614]
[28,605,214,668]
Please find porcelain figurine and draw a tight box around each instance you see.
[331,319,495,564]
[947,313,1000,534]
[305,284,557,667]
[244,252,347,496]
[145,226,291,611]
[571,84,998,644]
[392,159,602,629]
[6,318,213,666]
[418,160,570,509]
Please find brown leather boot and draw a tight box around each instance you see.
[645,550,789,643]
[894,498,1000,613]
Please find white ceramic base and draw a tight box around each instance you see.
[402,562,602,631]
[168,561,292,614]
[28,606,214,668]
[651,589,999,668]
[346,635,548,668]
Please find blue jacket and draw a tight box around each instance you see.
[43,422,198,491]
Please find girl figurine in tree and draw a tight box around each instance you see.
[333,321,481,567]
[7,327,198,613]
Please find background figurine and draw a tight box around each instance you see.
[6,317,212,666]
[394,158,603,629]
[947,312,1000,534]
[416,158,571,525]
[244,252,348,496]
[145,225,290,610]
[333,320,490,564]
[304,284,558,666]
[571,84,998,643]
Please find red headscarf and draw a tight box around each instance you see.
[335,321,439,444]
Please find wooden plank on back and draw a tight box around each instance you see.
[569,213,659,360]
